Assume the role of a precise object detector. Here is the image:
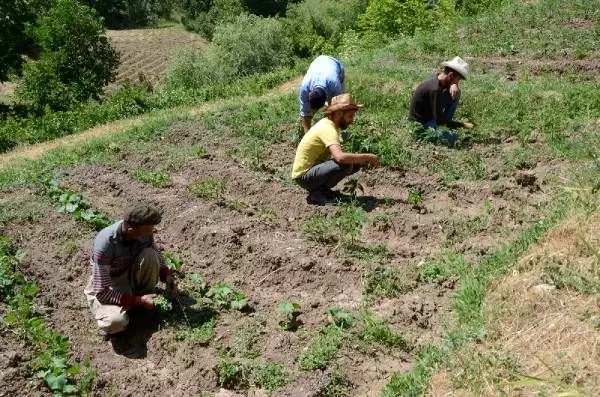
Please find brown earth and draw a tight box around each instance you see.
[0,113,563,395]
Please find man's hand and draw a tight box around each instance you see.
[165,275,178,296]
[137,294,156,310]
[462,122,475,129]
[364,154,381,168]
[450,83,460,100]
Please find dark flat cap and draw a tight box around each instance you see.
[124,204,162,225]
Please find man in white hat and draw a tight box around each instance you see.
[292,94,380,205]
[299,55,345,133]
[409,56,474,141]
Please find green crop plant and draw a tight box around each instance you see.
[327,306,353,329]
[177,319,215,345]
[341,178,365,198]
[163,252,184,272]
[277,302,302,331]
[206,283,248,311]
[372,214,392,231]
[407,189,424,207]
[134,169,173,188]
[0,237,95,394]
[153,295,173,313]
[40,179,112,230]
[188,178,226,199]
[195,145,210,158]
[188,273,208,295]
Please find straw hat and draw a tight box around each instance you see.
[441,56,469,79]
[323,94,364,114]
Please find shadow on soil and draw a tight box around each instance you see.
[110,293,218,359]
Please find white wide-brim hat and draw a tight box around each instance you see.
[441,56,469,79]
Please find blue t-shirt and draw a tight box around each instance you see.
[299,55,345,117]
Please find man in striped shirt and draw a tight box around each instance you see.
[84,204,176,337]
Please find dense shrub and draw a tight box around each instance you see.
[0,84,151,151]
[17,0,119,111]
[358,0,455,37]
[283,0,368,57]
[165,46,236,90]
[213,14,292,75]
[182,0,246,40]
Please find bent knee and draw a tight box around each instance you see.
[98,311,129,334]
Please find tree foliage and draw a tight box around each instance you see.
[17,0,119,111]
[0,0,50,82]
[81,0,169,28]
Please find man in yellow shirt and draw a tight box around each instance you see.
[291,94,380,205]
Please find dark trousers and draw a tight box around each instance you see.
[296,160,360,192]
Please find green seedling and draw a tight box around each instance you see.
[407,189,424,207]
[153,295,173,313]
[327,306,353,329]
[134,169,172,188]
[342,178,365,198]
[277,302,302,331]
[206,283,248,311]
[163,252,184,272]
[189,273,208,294]
[195,145,210,158]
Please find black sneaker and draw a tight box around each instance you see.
[306,190,336,206]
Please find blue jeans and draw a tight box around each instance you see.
[422,89,460,144]
[296,160,360,192]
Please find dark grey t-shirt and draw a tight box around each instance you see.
[408,74,462,128]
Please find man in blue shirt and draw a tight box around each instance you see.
[299,55,345,133]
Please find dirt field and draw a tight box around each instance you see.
[107,26,207,89]
[0,111,561,395]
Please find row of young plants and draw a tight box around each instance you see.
[0,237,95,395]
[35,176,299,391]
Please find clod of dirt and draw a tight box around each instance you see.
[515,171,537,187]
[231,226,245,236]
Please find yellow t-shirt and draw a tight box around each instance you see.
[291,118,342,179]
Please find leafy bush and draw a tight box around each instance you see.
[0,0,48,81]
[17,0,119,111]
[182,0,246,40]
[283,0,368,56]
[358,0,455,37]
[165,46,236,91]
[213,14,293,76]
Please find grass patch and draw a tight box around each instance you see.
[188,178,226,199]
[298,324,346,371]
[359,312,412,353]
[302,203,366,247]
[363,266,417,301]
[134,169,173,188]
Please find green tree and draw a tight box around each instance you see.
[17,0,120,111]
[0,0,50,82]
[81,0,166,28]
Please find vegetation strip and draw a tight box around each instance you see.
[382,198,574,396]
[0,237,95,395]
